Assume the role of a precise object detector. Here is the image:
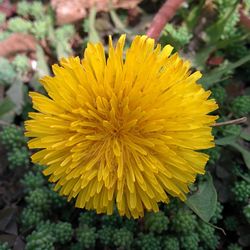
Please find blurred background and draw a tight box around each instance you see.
[0,0,250,250]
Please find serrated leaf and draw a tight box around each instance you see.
[230,142,250,169]
[186,0,205,31]
[201,54,250,88]
[185,173,217,222]
[206,2,237,43]
[6,80,24,115]
[216,136,250,169]
[36,45,50,77]
[215,136,237,146]
[240,131,250,141]
[0,98,15,117]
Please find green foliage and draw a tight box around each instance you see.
[221,11,239,40]
[162,236,180,250]
[0,13,6,25]
[0,98,15,118]
[198,223,219,250]
[25,225,55,250]
[162,24,192,49]
[211,86,227,104]
[186,173,217,223]
[101,210,123,227]
[205,0,238,44]
[231,163,244,176]
[221,125,242,137]
[12,55,29,74]
[0,58,16,86]
[55,25,75,41]
[76,225,97,249]
[25,188,50,212]
[113,227,133,249]
[54,222,73,244]
[0,31,10,41]
[145,211,169,233]
[20,207,44,229]
[31,20,49,40]
[136,233,161,250]
[225,41,248,61]
[227,243,243,250]
[17,1,30,17]
[215,0,239,39]
[47,185,67,208]
[21,171,45,192]
[123,218,137,232]
[7,146,29,169]
[78,210,96,227]
[0,242,11,250]
[98,226,114,247]
[54,25,75,59]
[232,95,250,117]
[232,180,250,203]
[206,146,222,165]
[171,209,197,234]
[29,1,44,19]
[8,17,32,33]
[243,204,250,223]
[224,216,238,231]
[210,202,223,224]
[180,233,199,250]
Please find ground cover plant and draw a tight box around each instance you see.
[0,0,250,249]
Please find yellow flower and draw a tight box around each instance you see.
[25,35,218,218]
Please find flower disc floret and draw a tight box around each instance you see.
[25,35,218,218]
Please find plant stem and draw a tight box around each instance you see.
[213,117,247,127]
[146,0,185,40]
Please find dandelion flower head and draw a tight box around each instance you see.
[25,35,218,218]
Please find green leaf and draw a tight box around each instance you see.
[215,136,237,146]
[56,41,72,60]
[216,136,250,169]
[6,80,24,115]
[88,7,100,43]
[201,54,250,88]
[186,173,217,222]
[206,2,237,43]
[36,45,50,77]
[193,34,248,70]
[215,135,238,146]
[0,98,15,117]
[230,142,250,169]
[240,131,250,141]
[186,0,205,31]
[109,9,131,34]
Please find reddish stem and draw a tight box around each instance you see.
[146,0,185,40]
[239,6,250,29]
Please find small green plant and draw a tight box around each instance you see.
[0,58,16,86]
[0,242,11,250]
[145,211,169,233]
[232,95,250,117]
[8,17,32,33]
[12,55,29,75]
[232,180,250,203]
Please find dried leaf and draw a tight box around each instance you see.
[51,0,141,25]
[0,34,36,57]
